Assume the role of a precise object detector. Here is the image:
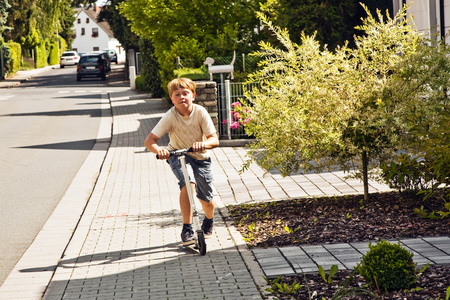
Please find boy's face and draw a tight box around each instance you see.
[170,87,195,115]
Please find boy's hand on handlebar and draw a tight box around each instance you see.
[192,142,205,152]
[156,148,170,160]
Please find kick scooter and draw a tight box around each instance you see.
[157,148,207,255]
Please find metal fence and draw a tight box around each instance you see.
[217,80,259,140]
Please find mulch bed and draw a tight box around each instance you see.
[226,190,450,299]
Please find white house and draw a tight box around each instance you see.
[71,5,125,62]
[393,1,450,43]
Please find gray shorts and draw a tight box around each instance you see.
[167,155,214,202]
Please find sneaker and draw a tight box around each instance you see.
[201,217,214,236]
[181,224,195,246]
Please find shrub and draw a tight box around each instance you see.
[35,42,47,68]
[48,42,59,65]
[355,240,417,291]
[135,75,144,91]
[5,42,21,75]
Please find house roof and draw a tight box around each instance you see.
[75,5,115,38]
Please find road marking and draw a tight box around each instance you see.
[0,94,14,101]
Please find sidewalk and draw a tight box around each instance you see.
[0,88,449,299]
[0,66,58,88]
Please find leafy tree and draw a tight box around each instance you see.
[239,5,426,201]
[97,0,139,50]
[119,0,262,94]
[4,0,74,55]
[260,0,392,50]
[0,0,11,43]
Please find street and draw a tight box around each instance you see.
[0,64,127,286]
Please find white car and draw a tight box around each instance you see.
[60,51,80,68]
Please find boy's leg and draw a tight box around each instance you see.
[199,198,215,219]
[179,183,196,224]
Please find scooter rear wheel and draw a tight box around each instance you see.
[197,231,207,255]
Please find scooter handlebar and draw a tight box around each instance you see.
[156,147,193,159]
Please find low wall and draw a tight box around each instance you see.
[195,81,219,132]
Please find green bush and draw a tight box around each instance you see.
[5,42,21,75]
[381,154,434,194]
[35,42,47,68]
[48,42,59,65]
[138,38,164,97]
[135,75,144,91]
[355,240,417,291]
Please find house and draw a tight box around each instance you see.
[393,1,450,43]
[71,5,125,62]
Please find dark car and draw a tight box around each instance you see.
[76,52,111,81]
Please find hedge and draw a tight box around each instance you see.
[5,42,21,75]
[35,42,47,68]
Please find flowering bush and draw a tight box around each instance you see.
[223,101,251,130]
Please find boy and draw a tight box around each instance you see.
[144,78,219,245]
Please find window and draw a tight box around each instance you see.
[86,18,89,23]
[92,28,98,37]
[71,29,76,39]
[81,28,85,35]
[93,47,99,51]
[77,18,81,24]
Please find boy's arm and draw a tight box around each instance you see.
[145,133,170,159]
[192,132,219,152]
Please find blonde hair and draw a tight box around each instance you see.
[168,78,196,97]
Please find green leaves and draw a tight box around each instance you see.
[318,264,339,284]
[264,276,302,295]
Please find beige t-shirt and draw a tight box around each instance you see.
[151,104,216,160]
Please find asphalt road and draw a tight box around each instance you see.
[0,64,127,286]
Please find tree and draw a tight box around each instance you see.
[119,0,262,94]
[260,0,355,50]
[239,5,425,201]
[0,0,11,43]
[260,0,393,51]
[97,0,139,50]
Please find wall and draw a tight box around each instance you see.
[194,81,219,132]
[394,0,450,43]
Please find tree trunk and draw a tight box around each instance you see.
[362,150,369,201]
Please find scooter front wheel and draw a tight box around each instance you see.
[197,231,207,255]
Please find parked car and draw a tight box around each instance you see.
[76,52,111,81]
[102,49,118,64]
[60,51,80,68]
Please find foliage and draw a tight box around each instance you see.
[34,41,47,68]
[414,201,450,220]
[0,0,11,44]
[5,41,20,74]
[381,154,435,193]
[48,41,59,65]
[379,36,450,200]
[4,0,74,54]
[97,0,140,50]
[239,5,431,200]
[119,0,263,96]
[318,265,338,284]
[355,240,417,291]
[260,0,392,51]
[137,38,163,97]
[174,67,209,81]
[264,276,302,297]
[260,0,355,51]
